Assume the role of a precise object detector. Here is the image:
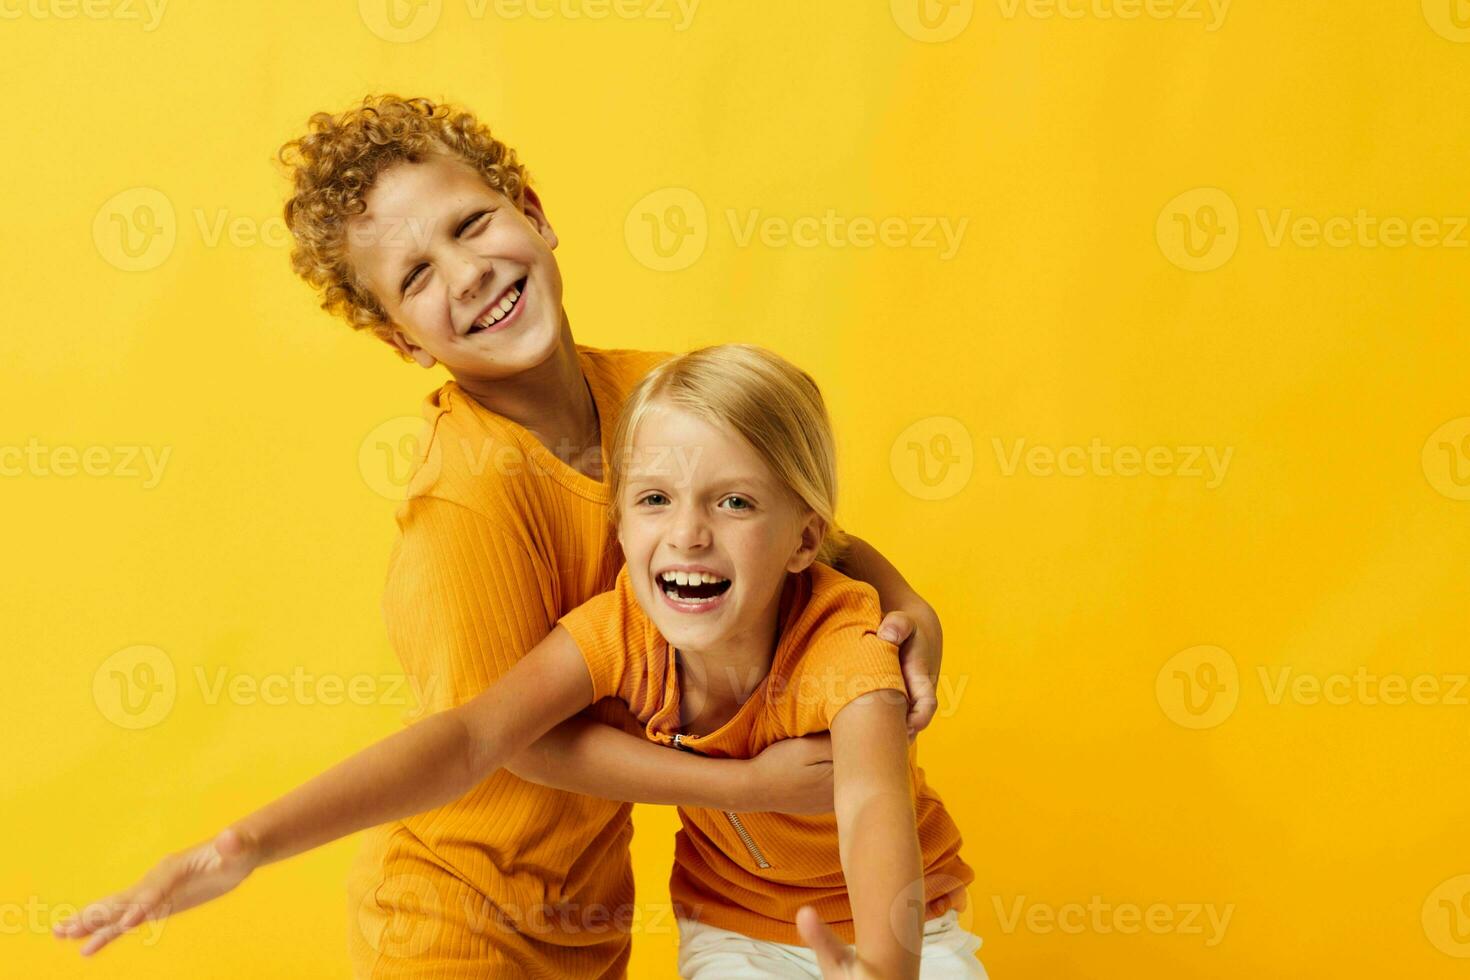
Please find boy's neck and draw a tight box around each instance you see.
[452,315,602,477]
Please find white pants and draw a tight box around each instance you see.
[675,909,988,979]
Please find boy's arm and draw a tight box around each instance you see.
[798,689,925,980]
[53,626,597,956]
[395,497,826,813]
[833,534,945,736]
[510,714,835,813]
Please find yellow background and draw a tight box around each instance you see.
[4,1,1468,976]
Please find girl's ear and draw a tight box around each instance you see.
[786,512,827,573]
[521,186,559,250]
[387,327,437,369]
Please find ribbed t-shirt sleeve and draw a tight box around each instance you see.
[381,495,558,714]
[785,580,908,731]
[556,566,642,704]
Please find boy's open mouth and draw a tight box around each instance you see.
[657,569,732,605]
[467,276,529,334]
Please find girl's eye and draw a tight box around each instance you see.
[721,495,751,511]
[638,492,669,507]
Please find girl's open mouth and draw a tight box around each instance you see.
[467,276,529,335]
[657,569,731,612]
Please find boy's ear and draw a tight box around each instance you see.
[786,512,827,573]
[521,186,559,250]
[386,327,437,369]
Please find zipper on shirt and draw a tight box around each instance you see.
[722,811,772,870]
[671,733,772,870]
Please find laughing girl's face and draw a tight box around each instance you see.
[346,151,565,379]
[615,401,825,659]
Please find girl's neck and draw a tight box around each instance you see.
[675,576,790,736]
[454,315,602,478]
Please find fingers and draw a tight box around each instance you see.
[876,610,915,645]
[901,658,940,736]
[54,889,153,956]
[796,905,854,977]
[78,897,150,956]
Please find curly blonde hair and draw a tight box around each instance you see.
[276,94,530,352]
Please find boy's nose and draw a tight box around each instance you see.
[451,252,493,305]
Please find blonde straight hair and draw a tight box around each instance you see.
[607,344,850,566]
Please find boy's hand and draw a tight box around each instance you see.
[745,733,834,814]
[796,906,894,979]
[53,827,260,956]
[875,607,943,739]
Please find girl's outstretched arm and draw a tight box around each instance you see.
[53,624,595,957]
[798,688,924,980]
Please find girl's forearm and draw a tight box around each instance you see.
[232,709,476,867]
[841,787,925,980]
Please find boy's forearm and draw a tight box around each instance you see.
[233,709,476,867]
[838,534,935,624]
[508,714,752,809]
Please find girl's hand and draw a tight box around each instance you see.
[52,827,260,956]
[796,906,892,979]
[875,606,944,739]
[746,733,834,814]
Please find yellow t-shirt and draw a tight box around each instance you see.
[557,560,974,947]
[346,344,673,979]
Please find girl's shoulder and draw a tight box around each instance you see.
[767,565,905,729]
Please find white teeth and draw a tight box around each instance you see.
[659,570,729,585]
[473,286,522,330]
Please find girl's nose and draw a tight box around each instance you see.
[668,506,711,550]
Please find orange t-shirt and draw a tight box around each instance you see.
[346,345,673,979]
[557,561,974,946]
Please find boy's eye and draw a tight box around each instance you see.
[402,265,427,295]
[458,210,491,235]
[400,212,492,295]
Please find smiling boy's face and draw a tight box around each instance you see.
[345,151,565,379]
[616,402,825,658]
